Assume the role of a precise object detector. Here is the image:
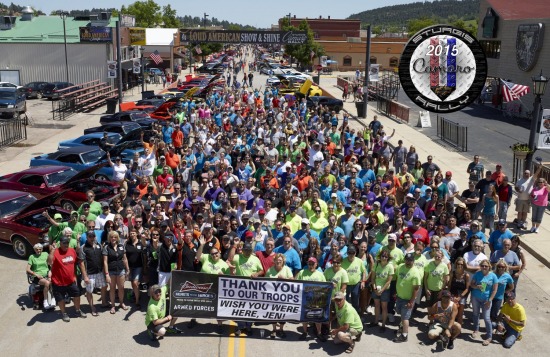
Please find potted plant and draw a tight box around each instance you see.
[510,142,533,159]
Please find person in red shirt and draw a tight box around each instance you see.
[156,166,174,188]
[490,164,505,186]
[402,216,430,246]
[165,146,180,171]
[260,168,280,190]
[256,237,276,274]
[294,169,313,192]
[48,236,87,322]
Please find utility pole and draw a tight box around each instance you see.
[362,25,371,119]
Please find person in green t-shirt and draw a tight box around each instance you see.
[26,243,53,309]
[393,253,422,343]
[197,237,229,275]
[77,190,102,217]
[423,250,449,307]
[331,291,363,353]
[43,211,68,242]
[367,250,394,331]
[296,257,327,341]
[228,242,264,336]
[324,255,349,298]
[341,245,366,312]
[412,241,429,306]
[145,285,173,340]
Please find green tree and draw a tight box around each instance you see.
[124,0,162,28]
[281,19,325,68]
[161,4,180,28]
[407,17,438,37]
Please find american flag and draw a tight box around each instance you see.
[195,45,202,55]
[501,79,530,102]
[149,50,163,65]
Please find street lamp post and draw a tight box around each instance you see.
[58,11,69,83]
[526,70,548,170]
[202,13,209,66]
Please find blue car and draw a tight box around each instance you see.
[30,142,143,180]
[58,132,121,150]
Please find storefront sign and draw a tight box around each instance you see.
[129,27,146,45]
[179,30,308,44]
[170,271,332,322]
[80,27,113,42]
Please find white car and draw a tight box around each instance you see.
[0,82,23,89]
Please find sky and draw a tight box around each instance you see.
[34,0,420,28]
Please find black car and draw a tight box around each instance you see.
[197,63,225,75]
[134,98,165,109]
[84,122,141,135]
[43,82,76,100]
[99,110,155,128]
[21,82,49,99]
[306,96,344,113]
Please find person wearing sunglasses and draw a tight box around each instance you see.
[468,259,498,346]
[145,284,172,341]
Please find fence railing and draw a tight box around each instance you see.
[376,97,410,123]
[436,115,468,152]
[0,117,27,148]
[51,98,76,121]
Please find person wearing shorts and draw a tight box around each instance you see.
[427,290,461,350]
[81,231,107,316]
[49,236,87,322]
[514,170,532,230]
[393,253,421,343]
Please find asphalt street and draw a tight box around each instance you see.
[0,69,549,356]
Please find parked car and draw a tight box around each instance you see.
[0,82,22,89]
[148,68,164,76]
[57,132,122,150]
[83,122,141,135]
[30,142,144,180]
[306,96,344,113]
[0,189,69,258]
[197,63,225,75]
[99,110,155,128]
[0,88,26,118]
[0,165,119,211]
[21,82,49,99]
[42,82,76,100]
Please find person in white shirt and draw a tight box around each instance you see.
[308,141,324,168]
[463,239,487,277]
[106,153,127,189]
[96,202,115,230]
[443,171,460,212]
[514,169,534,230]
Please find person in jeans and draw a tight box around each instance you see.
[496,291,526,348]
[529,165,550,233]
[468,258,498,346]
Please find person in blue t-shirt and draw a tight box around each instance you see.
[469,259,498,346]
[488,220,514,253]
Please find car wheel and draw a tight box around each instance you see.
[95,174,109,181]
[61,200,77,211]
[12,235,32,258]
[36,92,42,99]
[334,106,341,113]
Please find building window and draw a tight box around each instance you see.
[479,40,501,59]
[389,57,399,67]
[370,56,377,64]
[343,56,352,66]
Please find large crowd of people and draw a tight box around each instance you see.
[25,46,534,351]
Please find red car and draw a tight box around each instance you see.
[0,165,119,211]
[0,190,69,258]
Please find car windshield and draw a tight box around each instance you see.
[0,193,37,218]
[44,168,78,187]
[81,150,104,164]
[0,91,15,99]
[132,112,149,120]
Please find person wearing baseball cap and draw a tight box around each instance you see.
[498,291,526,348]
[331,290,363,352]
[392,252,421,343]
[341,245,367,313]
[427,290,461,350]
[230,240,263,336]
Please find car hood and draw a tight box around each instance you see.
[0,98,15,105]
[103,141,142,159]
[61,164,103,187]
[15,190,66,219]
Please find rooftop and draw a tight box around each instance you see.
[0,15,117,43]
[487,0,550,20]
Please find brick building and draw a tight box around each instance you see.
[478,0,550,108]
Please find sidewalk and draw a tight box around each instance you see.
[322,84,550,269]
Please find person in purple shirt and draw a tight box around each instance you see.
[343,138,353,157]
[204,178,225,202]
[235,180,254,202]
[183,187,204,210]
[400,195,427,220]
[352,139,364,156]
[247,186,265,211]
[361,186,377,206]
